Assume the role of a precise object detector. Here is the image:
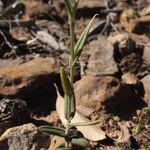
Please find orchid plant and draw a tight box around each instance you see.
[40,0,98,149]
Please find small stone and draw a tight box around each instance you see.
[120,9,140,33]
[0,99,29,124]
[0,124,50,150]
[122,73,144,98]
[122,72,139,85]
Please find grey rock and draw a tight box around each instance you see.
[0,99,29,123]
[0,123,50,150]
[80,35,118,77]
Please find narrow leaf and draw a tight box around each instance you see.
[73,0,80,15]
[60,68,76,120]
[56,148,72,150]
[74,14,98,57]
[69,120,100,127]
[64,0,74,19]
[64,95,70,120]
[70,95,76,119]
[39,126,65,137]
[60,67,72,97]
[71,137,90,147]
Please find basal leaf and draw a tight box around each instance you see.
[56,148,72,150]
[71,137,90,147]
[39,126,65,137]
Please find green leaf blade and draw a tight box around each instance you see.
[71,137,90,147]
[39,126,65,137]
[69,120,100,127]
[73,0,80,15]
[60,67,72,97]
[60,67,76,120]
[74,14,98,58]
[64,0,74,20]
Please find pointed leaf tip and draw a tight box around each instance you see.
[74,14,98,62]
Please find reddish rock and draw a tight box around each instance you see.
[0,57,60,98]
[74,76,137,115]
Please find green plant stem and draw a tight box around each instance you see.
[69,19,75,85]
[65,17,75,148]
[65,122,71,148]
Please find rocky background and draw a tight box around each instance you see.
[0,0,150,149]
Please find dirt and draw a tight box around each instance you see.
[0,0,150,150]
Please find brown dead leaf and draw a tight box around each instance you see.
[56,88,106,142]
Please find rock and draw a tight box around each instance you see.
[78,0,105,8]
[0,99,29,124]
[22,0,50,19]
[122,72,140,85]
[35,20,69,51]
[143,46,150,65]
[23,0,67,21]
[0,98,29,136]
[108,33,150,50]
[141,75,150,105]
[11,27,30,41]
[120,9,140,33]
[0,123,50,150]
[119,53,143,75]
[122,73,144,98]
[0,57,60,98]
[0,58,24,68]
[74,76,137,115]
[80,35,118,77]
